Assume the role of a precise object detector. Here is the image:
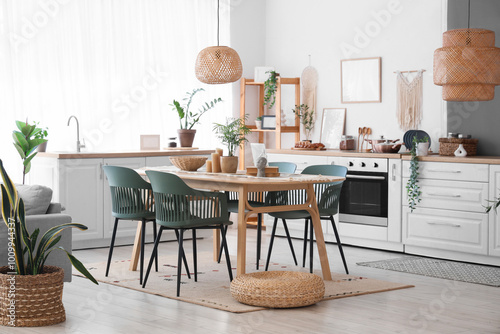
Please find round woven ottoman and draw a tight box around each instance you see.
[230,271,325,308]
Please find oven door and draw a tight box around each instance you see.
[339,171,388,226]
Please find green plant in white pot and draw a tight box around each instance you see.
[0,159,97,327]
[406,135,429,212]
[212,115,251,173]
[171,88,222,147]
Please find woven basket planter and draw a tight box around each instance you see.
[438,138,478,156]
[230,271,325,308]
[0,266,65,327]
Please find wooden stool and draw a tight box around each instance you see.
[230,271,325,308]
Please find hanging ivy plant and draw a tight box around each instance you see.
[406,135,429,212]
[263,71,278,109]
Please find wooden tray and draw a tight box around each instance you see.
[291,147,326,151]
[246,166,280,177]
[163,147,199,150]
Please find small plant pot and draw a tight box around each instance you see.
[177,129,196,147]
[416,142,429,156]
[37,142,47,152]
[255,121,262,129]
[220,156,239,173]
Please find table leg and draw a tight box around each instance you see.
[306,185,332,280]
[213,229,221,262]
[129,221,142,271]
[237,186,247,276]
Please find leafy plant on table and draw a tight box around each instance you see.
[12,120,48,184]
[292,104,315,141]
[263,71,278,109]
[406,135,429,212]
[213,115,252,157]
[171,88,223,130]
[0,159,98,284]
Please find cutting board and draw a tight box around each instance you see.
[246,166,280,177]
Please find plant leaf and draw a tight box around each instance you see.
[13,131,29,152]
[59,247,99,285]
[13,143,26,159]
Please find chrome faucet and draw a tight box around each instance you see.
[67,115,86,152]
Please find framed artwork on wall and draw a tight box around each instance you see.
[261,115,276,129]
[140,135,160,150]
[320,108,346,149]
[341,57,381,103]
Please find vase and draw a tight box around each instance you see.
[416,142,429,156]
[0,265,65,327]
[220,156,239,173]
[177,129,196,147]
[37,142,47,152]
[454,144,467,157]
[255,121,262,129]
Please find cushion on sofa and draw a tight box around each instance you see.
[15,184,53,215]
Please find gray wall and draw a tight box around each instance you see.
[447,0,500,155]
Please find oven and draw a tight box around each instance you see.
[338,157,388,227]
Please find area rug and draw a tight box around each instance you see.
[76,253,413,313]
[357,256,500,287]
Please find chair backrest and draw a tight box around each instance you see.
[269,161,297,174]
[301,164,347,216]
[146,170,228,228]
[103,166,154,219]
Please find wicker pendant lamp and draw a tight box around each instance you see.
[195,0,242,84]
[433,0,500,101]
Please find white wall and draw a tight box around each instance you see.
[233,0,446,153]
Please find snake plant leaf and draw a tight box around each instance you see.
[35,223,88,263]
[30,228,40,252]
[59,247,98,285]
[1,186,12,228]
[13,131,29,152]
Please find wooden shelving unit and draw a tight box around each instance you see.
[239,77,301,169]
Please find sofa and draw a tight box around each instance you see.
[0,184,73,282]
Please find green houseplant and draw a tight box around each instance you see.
[213,115,251,173]
[33,122,49,153]
[13,120,48,184]
[0,159,97,326]
[255,116,262,129]
[292,104,315,141]
[171,88,222,147]
[406,135,429,212]
[263,71,278,109]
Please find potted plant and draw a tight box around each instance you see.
[0,159,98,327]
[263,71,278,109]
[13,120,48,184]
[255,116,262,130]
[212,115,251,173]
[292,104,315,141]
[171,88,223,147]
[406,135,429,212]
[33,122,49,153]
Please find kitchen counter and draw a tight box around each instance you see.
[267,149,402,159]
[400,153,500,164]
[38,149,214,159]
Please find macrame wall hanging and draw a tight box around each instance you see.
[396,69,425,131]
[301,56,318,121]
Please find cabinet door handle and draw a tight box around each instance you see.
[427,221,461,227]
[391,163,396,181]
[99,162,103,180]
[426,192,461,198]
[426,169,462,173]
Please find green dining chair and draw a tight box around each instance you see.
[103,166,159,285]
[222,161,297,270]
[143,170,233,297]
[264,164,348,274]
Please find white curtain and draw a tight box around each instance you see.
[0,0,233,181]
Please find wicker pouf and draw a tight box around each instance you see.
[230,271,325,308]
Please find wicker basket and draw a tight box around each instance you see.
[438,138,478,156]
[230,271,325,308]
[0,266,65,327]
[169,156,207,171]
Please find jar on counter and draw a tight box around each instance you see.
[339,135,355,150]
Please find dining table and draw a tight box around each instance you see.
[133,166,344,280]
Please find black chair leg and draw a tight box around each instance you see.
[140,218,146,285]
[142,227,164,288]
[217,225,228,263]
[220,225,233,281]
[193,229,197,282]
[174,229,191,279]
[330,216,349,274]
[282,219,298,266]
[302,219,309,268]
[265,218,278,271]
[176,229,185,297]
[152,221,158,272]
[309,219,314,273]
[256,213,262,270]
[106,218,119,277]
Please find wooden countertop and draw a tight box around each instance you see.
[400,153,500,164]
[38,149,215,159]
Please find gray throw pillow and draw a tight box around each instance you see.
[15,184,53,215]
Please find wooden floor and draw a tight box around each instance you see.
[3,225,500,334]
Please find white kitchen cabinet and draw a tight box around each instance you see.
[387,159,402,243]
[267,153,328,172]
[488,165,500,257]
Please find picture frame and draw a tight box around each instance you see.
[320,108,346,149]
[140,134,160,150]
[261,115,276,129]
[341,57,381,103]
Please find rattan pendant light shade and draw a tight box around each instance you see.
[194,0,242,84]
[434,28,500,101]
[195,46,242,84]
